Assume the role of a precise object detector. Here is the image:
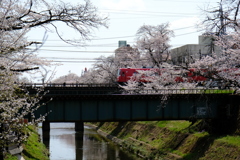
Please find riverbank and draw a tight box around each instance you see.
[5,125,49,160]
[87,121,240,160]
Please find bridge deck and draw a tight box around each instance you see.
[24,83,234,122]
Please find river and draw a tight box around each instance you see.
[38,123,141,160]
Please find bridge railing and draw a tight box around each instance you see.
[123,89,234,95]
[21,83,234,95]
[21,83,118,88]
[43,88,232,96]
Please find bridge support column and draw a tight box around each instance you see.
[42,129,50,149]
[75,121,84,132]
[42,121,50,131]
[42,121,50,148]
[75,132,83,159]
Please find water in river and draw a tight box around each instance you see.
[38,123,140,160]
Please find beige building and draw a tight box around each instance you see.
[171,35,222,66]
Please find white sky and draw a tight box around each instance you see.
[26,0,220,82]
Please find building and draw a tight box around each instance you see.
[171,35,222,66]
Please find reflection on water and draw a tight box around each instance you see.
[39,123,140,160]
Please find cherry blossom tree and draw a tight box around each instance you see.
[79,49,143,84]
[135,23,174,68]
[115,45,141,68]
[0,0,108,158]
[80,24,176,87]
[202,0,239,35]
[123,0,240,93]
[191,0,240,90]
[79,69,103,83]
[121,24,186,93]
[0,0,108,45]
[79,55,120,83]
[82,1,240,94]
[52,72,81,83]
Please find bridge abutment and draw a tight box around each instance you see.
[75,121,84,132]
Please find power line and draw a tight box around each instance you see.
[41,57,98,60]
[99,3,217,18]
[52,61,96,63]
[29,25,198,43]
[100,9,198,16]
[104,12,197,18]
[91,35,135,40]
[33,30,201,52]
[38,45,118,48]
[173,26,196,31]
[31,30,202,51]
[151,0,216,3]
[38,49,114,53]
[175,29,205,37]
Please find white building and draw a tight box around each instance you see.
[171,35,222,66]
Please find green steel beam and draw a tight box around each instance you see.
[34,94,228,122]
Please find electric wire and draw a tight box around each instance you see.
[33,29,202,53]
[37,49,114,53]
[100,9,197,16]
[151,0,217,3]
[51,61,97,63]
[29,25,199,43]
[41,57,98,60]
[102,12,197,18]
[34,29,202,51]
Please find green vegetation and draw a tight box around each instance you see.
[92,120,240,160]
[5,125,49,160]
[217,135,240,147]
[4,154,17,160]
[203,89,235,94]
[22,126,49,160]
[138,121,192,132]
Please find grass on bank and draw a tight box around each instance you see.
[94,120,240,160]
[5,125,49,160]
[217,135,240,147]
[4,154,17,160]
[139,121,240,159]
[138,120,193,132]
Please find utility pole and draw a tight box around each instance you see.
[219,2,226,36]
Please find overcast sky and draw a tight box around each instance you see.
[27,0,220,82]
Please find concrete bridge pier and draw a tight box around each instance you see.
[42,122,50,149]
[75,131,83,159]
[42,129,50,149]
[42,121,50,131]
[75,121,84,132]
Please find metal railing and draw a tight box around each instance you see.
[122,88,234,95]
[42,88,233,96]
[21,83,234,95]
[21,83,118,88]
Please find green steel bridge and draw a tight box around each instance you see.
[24,83,238,131]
